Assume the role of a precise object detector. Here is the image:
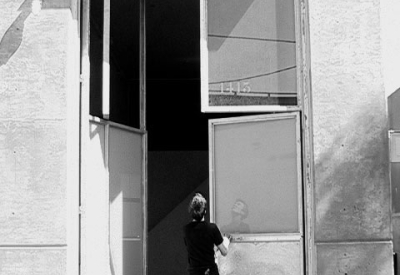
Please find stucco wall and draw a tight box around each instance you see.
[309,0,393,273]
[0,0,79,274]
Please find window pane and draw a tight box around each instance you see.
[123,201,142,238]
[124,240,143,275]
[110,0,141,128]
[214,118,299,233]
[109,126,143,238]
[207,0,297,107]
[89,0,104,116]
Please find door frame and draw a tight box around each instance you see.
[84,116,148,275]
[209,109,315,274]
[208,112,303,242]
[79,0,148,273]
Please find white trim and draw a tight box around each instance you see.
[295,112,303,235]
[123,238,142,242]
[316,240,393,246]
[209,112,302,230]
[89,116,146,134]
[200,0,301,113]
[142,133,148,275]
[210,112,299,125]
[80,1,91,274]
[203,105,300,113]
[200,0,209,113]
[102,0,110,118]
[230,233,302,243]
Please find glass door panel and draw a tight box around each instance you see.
[214,118,299,233]
[109,125,144,275]
[209,113,303,274]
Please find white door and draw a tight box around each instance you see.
[209,112,303,274]
[81,119,147,275]
[109,124,146,275]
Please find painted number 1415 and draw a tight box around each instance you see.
[220,82,251,94]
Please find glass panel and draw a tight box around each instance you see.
[123,201,142,238]
[110,0,141,128]
[391,163,400,213]
[124,240,143,275]
[214,118,299,233]
[109,126,143,273]
[89,0,104,116]
[207,0,297,107]
[109,127,142,200]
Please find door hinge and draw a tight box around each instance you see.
[79,74,84,83]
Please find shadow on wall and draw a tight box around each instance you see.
[314,98,392,274]
[148,151,209,231]
[0,0,72,67]
[148,179,209,275]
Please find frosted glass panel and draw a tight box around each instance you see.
[391,163,400,213]
[123,201,142,238]
[214,118,299,233]
[108,126,143,275]
[109,127,142,200]
[124,241,143,275]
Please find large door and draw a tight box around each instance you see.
[81,119,147,275]
[209,112,303,274]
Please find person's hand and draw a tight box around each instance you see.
[223,234,232,242]
[222,235,230,248]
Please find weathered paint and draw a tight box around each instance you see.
[317,242,393,275]
[309,0,392,273]
[218,242,302,275]
[393,216,400,252]
[0,0,80,274]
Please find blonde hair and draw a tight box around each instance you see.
[189,193,207,221]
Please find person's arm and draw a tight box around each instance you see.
[216,235,230,256]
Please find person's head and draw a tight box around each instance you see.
[231,199,249,220]
[188,192,207,221]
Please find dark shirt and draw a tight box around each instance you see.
[183,221,224,270]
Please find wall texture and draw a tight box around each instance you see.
[309,0,393,273]
[0,0,79,274]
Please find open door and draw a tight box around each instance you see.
[209,112,303,274]
[81,119,147,275]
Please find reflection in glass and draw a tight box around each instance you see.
[214,118,299,233]
[221,199,250,234]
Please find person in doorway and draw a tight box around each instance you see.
[183,192,230,275]
[221,199,250,234]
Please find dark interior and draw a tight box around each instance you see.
[89,0,250,151]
